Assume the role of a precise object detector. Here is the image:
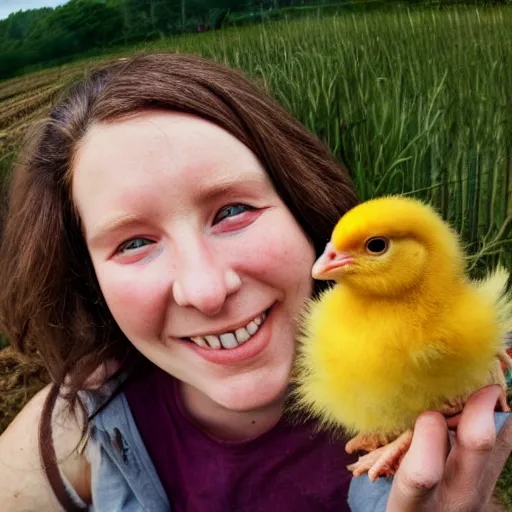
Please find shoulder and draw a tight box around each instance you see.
[0,383,91,510]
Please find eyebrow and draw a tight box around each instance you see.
[193,174,270,203]
[87,213,146,246]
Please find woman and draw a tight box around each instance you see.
[0,53,509,511]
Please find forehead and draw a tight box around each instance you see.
[72,111,269,225]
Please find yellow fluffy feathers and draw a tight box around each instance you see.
[293,195,511,478]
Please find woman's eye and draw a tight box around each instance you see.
[213,204,254,224]
[117,238,154,253]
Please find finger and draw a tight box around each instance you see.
[442,385,501,506]
[478,414,512,503]
[386,412,448,512]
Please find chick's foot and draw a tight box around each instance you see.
[439,397,465,417]
[498,390,511,412]
[493,356,511,412]
[346,429,413,482]
[345,432,393,454]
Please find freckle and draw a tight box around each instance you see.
[13,492,19,498]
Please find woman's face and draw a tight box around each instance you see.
[72,110,316,412]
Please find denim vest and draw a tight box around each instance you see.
[62,387,510,512]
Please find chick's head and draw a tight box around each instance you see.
[313,196,464,298]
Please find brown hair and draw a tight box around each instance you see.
[0,52,357,500]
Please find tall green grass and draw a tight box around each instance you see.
[137,6,512,276]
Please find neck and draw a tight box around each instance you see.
[179,381,286,441]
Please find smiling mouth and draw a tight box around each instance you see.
[181,307,271,350]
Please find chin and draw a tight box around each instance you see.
[207,365,292,412]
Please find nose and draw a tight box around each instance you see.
[172,242,241,315]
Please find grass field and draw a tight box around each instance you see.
[0,5,511,508]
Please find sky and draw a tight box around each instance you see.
[0,0,69,20]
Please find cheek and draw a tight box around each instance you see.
[234,213,316,292]
[96,264,171,337]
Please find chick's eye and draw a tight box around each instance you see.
[118,238,154,253]
[213,204,254,224]
[365,237,389,255]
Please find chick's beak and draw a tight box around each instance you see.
[312,242,354,280]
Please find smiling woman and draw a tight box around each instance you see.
[0,52,510,512]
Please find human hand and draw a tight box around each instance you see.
[386,385,511,511]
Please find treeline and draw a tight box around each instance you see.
[1,0,509,80]
[0,0,294,79]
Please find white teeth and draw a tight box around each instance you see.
[187,309,270,349]
[234,327,250,343]
[190,336,208,348]
[246,321,258,335]
[220,333,238,349]
[205,335,221,349]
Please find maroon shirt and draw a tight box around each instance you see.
[125,364,356,511]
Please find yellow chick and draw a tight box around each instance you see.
[293,195,512,481]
